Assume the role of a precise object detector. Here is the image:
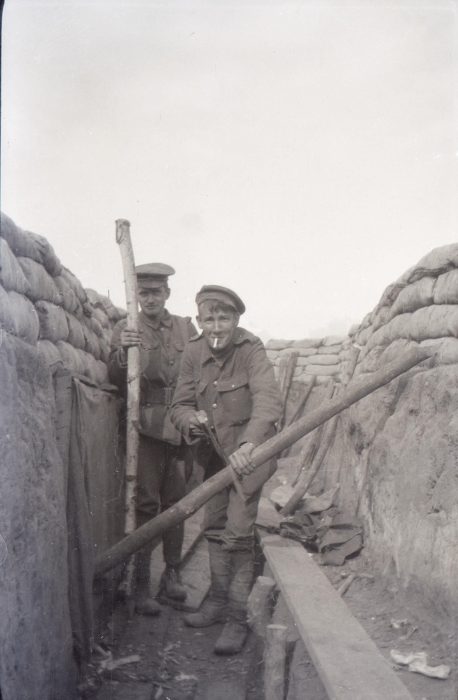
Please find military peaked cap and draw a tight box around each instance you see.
[135,263,175,288]
[196,285,246,314]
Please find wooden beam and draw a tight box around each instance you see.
[95,346,431,576]
[260,533,414,700]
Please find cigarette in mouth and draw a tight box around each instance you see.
[213,338,218,348]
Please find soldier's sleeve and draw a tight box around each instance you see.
[169,344,198,439]
[239,339,282,447]
[107,319,128,388]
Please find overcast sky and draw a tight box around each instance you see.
[2,0,457,340]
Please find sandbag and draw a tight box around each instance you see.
[25,230,62,276]
[36,301,69,342]
[0,238,31,295]
[1,212,44,260]
[0,213,62,275]
[302,354,340,366]
[65,312,86,350]
[54,274,81,314]
[57,341,86,375]
[409,305,458,341]
[61,267,87,304]
[433,269,458,305]
[370,305,391,333]
[99,337,111,364]
[87,315,104,338]
[85,289,103,308]
[8,290,40,345]
[37,339,63,368]
[92,306,110,331]
[94,360,109,385]
[82,323,101,359]
[420,337,458,365]
[17,256,62,304]
[379,339,416,366]
[390,277,435,318]
[405,243,458,284]
[0,285,15,333]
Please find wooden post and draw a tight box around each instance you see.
[247,576,277,638]
[280,413,339,517]
[264,624,288,700]
[277,351,299,432]
[286,375,316,428]
[115,219,140,612]
[94,346,431,577]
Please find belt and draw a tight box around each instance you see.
[142,386,174,407]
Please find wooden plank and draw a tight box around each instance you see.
[260,533,414,700]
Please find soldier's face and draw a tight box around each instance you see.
[197,306,239,353]
[138,285,169,319]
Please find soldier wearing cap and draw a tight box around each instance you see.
[170,285,281,654]
[109,263,196,616]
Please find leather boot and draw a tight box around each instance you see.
[159,565,187,602]
[184,541,230,628]
[135,547,161,616]
[214,549,254,655]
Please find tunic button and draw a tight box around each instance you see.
[170,360,174,365]
[212,403,217,409]
[213,380,218,386]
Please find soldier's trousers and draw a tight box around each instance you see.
[136,435,189,567]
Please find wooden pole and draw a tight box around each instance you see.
[94,346,431,577]
[247,575,277,638]
[115,219,140,610]
[281,413,339,517]
[286,375,316,428]
[264,624,288,700]
[277,351,299,431]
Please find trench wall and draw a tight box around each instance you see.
[0,212,125,699]
[267,243,458,617]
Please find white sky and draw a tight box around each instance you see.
[2,0,457,340]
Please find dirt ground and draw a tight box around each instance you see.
[82,533,265,700]
[286,551,457,700]
[81,537,457,700]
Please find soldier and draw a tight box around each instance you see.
[170,285,281,654]
[109,263,196,616]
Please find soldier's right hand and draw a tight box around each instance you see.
[119,328,141,348]
[188,411,207,438]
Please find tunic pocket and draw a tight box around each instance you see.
[217,373,252,425]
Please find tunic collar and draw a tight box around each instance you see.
[200,328,250,367]
[140,308,172,330]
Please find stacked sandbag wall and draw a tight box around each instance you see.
[0,212,125,700]
[0,212,125,384]
[334,244,458,618]
[269,243,458,620]
[265,334,349,386]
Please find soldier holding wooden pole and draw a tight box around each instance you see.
[109,256,196,616]
[169,285,282,655]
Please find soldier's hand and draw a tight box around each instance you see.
[229,442,255,477]
[120,328,141,348]
[188,411,207,438]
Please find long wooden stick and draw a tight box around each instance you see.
[115,219,140,607]
[95,346,431,576]
[264,624,288,700]
[286,374,316,428]
[277,351,299,431]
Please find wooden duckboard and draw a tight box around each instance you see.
[259,533,414,700]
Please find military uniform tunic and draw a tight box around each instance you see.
[170,328,281,550]
[109,309,196,565]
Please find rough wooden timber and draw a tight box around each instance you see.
[95,346,431,576]
[260,533,414,700]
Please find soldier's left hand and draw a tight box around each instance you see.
[229,442,255,477]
